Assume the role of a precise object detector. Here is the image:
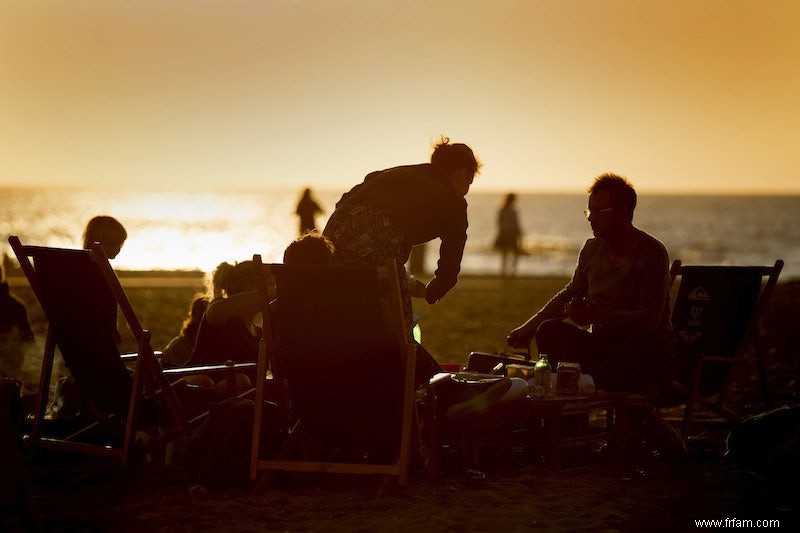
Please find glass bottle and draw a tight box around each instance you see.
[533,353,552,397]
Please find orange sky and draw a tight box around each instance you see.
[1,0,798,194]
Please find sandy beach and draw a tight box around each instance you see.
[5,274,800,531]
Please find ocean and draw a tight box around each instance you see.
[2,187,799,280]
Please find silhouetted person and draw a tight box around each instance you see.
[0,264,34,379]
[295,187,324,235]
[82,215,127,346]
[82,215,127,259]
[161,295,208,367]
[282,230,336,265]
[189,232,337,368]
[0,378,37,532]
[507,173,673,394]
[189,260,261,367]
[494,192,523,277]
[323,136,481,328]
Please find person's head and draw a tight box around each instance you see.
[283,231,335,265]
[586,173,637,238]
[82,216,127,259]
[502,192,517,208]
[207,260,256,299]
[430,136,482,197]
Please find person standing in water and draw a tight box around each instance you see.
[494,192,523,277]
[295,187,324,235]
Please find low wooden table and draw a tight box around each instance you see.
[424,380,647,474]
[524,392,632,470]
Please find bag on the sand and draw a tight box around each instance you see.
[725,405,800,478]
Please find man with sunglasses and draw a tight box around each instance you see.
[507,173,673,394]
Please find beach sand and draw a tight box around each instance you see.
[6,274,800,531]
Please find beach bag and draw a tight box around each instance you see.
[725,405,800,479]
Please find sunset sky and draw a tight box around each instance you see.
[1,0,798,194]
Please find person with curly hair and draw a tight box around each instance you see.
[188,232,337,367]
[323,136,481,329]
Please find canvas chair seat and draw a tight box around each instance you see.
[249,257,419,490]
[660,259,783,441]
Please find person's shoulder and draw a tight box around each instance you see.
[359,164,431,186]
[163,334,189,355]
[575,238,601,264]
[634,229,670,268]
[377,163,431,175]
[636,229,668,254]
[581,237,602,252]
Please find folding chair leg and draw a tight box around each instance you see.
[682,360,704,441]
[251,420,301,496]
[31,329,57,445]
[421,390,440,478]
[251,469,276,495]
[753,336,772,409]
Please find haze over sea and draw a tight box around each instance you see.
[2,187,799,280]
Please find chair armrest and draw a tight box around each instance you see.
[162,361,258,377]
[120,350,163,362]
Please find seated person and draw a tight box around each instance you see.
[82,215,127,259]
[82,215,128,345]
[507,173,674,394]
[188,261,261,367]
[282,230,336,266]
[190,232,338,369]
[1,264,35,379]
[264,231,339,356]
[271,232,440,388]
[161,295,208,367]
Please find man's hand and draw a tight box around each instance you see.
[565,298,609,326]
[507,322,536,349]
[408,277,427,298]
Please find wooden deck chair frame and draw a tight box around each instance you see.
[249,256,418,489]
[667,259,783,440]
[9,236,255,467]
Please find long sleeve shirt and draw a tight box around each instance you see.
[335,163,468,302]
[535,229,674,345]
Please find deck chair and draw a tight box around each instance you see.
[8,236,255,467]
[249,256,419,489]
[665,259,783,440]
